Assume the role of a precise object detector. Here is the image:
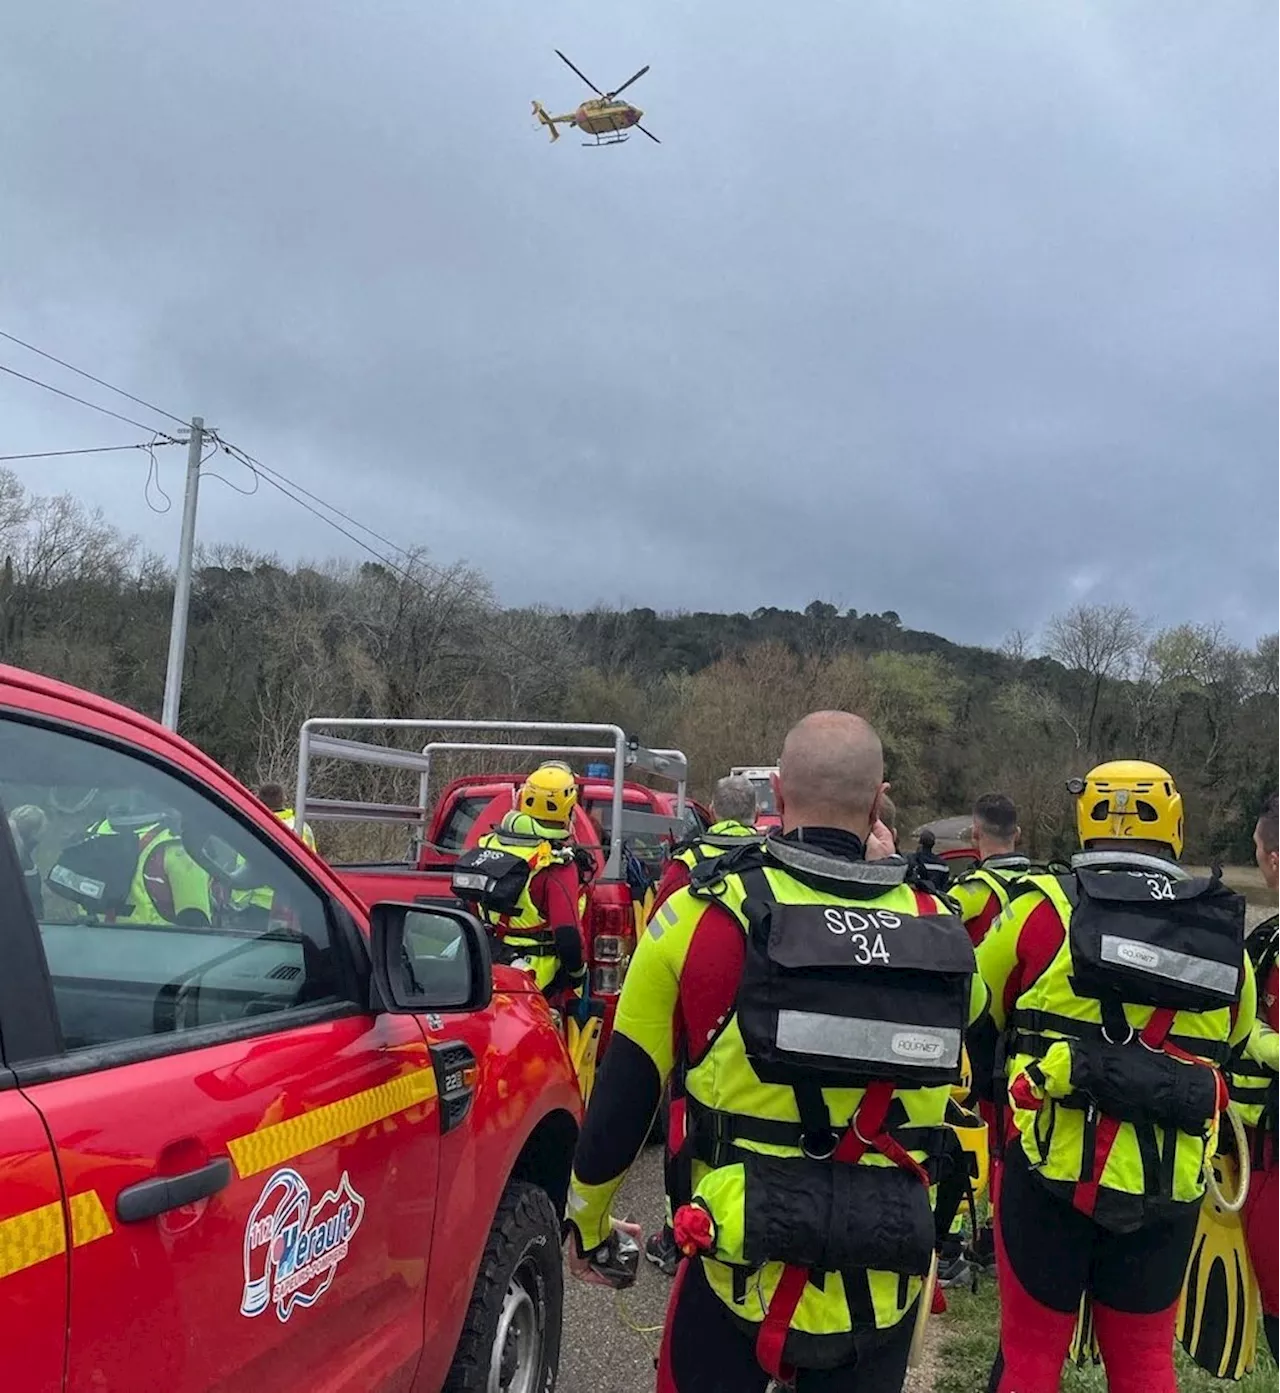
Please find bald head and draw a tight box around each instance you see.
[776,711,886,837]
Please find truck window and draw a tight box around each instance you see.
[0,716,346,1054]
[435,794,496,851]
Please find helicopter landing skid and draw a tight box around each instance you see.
[584,132,629,146]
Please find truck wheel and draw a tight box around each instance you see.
[445,1181,563,1393]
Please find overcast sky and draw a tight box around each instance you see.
[2,1,1275,648]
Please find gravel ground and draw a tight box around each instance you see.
[560,1141,671,1393]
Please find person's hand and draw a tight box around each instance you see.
[866,819,897,861]
[566,1218,644,1286]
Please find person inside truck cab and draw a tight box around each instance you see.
[10,803,48,918]
[49,801,214,926]
[454,761,587,1003]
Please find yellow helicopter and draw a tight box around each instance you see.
[532,49,660,146]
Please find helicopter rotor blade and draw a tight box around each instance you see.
[554,49,603,97]
[607,65,650,99]
[635,122,661,144]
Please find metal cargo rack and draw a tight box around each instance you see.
[295,718,688,881]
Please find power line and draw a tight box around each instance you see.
[0,440,178,463]
[0,361,183,442]
[213,437,439,584]
[213,436,414,561]
[143,438,173,515]
[209,435,562,679]
[0,329,189,429]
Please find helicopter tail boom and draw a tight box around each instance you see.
[532,101,560,142]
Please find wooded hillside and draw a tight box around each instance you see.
[2,469,1274,860]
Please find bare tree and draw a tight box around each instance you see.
[1000,628,1034,663]
[1045,603,1146,752]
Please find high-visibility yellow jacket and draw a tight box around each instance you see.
[568,835,987,1365]
[977,853,1255,1231]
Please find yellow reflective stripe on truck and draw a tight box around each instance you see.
[227,1068,439,1179]
[0,1189,112,1281]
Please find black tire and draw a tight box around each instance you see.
[444,1181,563,1393]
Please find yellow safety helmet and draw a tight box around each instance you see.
[517,761,578,828]
[1069,760,1184,860]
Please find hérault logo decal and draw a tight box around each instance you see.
[240,1167,365,1322]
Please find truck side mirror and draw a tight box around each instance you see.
[369,902,492,1014]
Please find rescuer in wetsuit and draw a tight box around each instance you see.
[566,712,988,1392]
[467,762,587,1002]
[948,793,1037,948]
[977,761,1256,1393]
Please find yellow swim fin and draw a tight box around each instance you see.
[1068,1292,1101,1367]
[1176,1152,1259,1380]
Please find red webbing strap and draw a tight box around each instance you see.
[756,1082,915,1381]
[755,1263,810,1383]
[1074,1008,1177,1218]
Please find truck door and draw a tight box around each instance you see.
[0,713,443,1393]
[0,825,69,1393]
[0,1093,69,1393]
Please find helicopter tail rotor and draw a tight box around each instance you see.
[532,101,560,142]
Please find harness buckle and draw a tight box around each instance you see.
[1101,1022,1135,1046]
[800,1129,838,1160]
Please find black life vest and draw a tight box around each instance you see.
[1066,863,1245,1015]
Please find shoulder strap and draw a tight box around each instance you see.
[687,841,768,898]
[1249,916,1280,978]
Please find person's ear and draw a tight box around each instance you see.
[1014,824,1022,847]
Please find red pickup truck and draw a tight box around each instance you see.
[0,666,582,1393]
[294,720,697,1045]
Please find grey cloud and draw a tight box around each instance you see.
[1,0,1274,649]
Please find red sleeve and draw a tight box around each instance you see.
[967,893,1001,947]
[1003,898,1066,1019]
[677,902,745,1067]
[651,859,691,915]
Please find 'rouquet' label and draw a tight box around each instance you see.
[240,1167,365,1323]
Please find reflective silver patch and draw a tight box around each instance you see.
[49,865,106,899]
[766,838,907,887]
[1099,934,1238,995]
[659,900,680,926]
[775,1010,961,1070]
